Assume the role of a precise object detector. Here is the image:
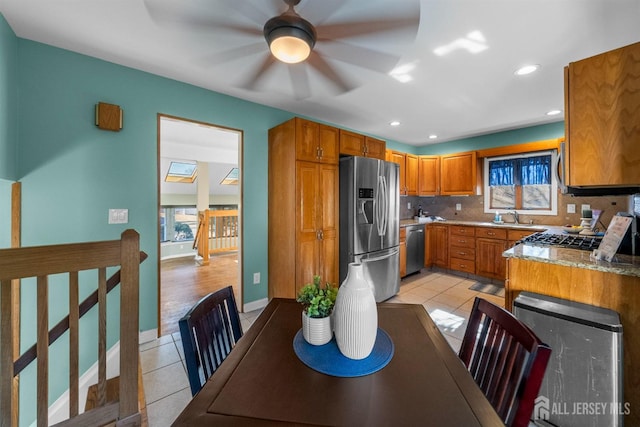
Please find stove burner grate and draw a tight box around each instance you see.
[518,232,603,251]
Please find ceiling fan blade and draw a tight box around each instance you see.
[239,54,278,91]
[197,42,267,66]
[144,0,261,36]
[315,15,419,40]
[315,40,401,73]
[223,1,276,27]
[307,53,356,94]
[288,64,312,100]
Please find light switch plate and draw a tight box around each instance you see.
[567,204,576,214]
[108,209,128,224]
[456,203,462,211]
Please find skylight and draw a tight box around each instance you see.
[165,161,197,183]
[221,168,239,185]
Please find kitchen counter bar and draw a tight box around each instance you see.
[504,244,640,277]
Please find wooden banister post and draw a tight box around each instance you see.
[1,279,17,427]
[119,229,140,420]
[202,210,210,266]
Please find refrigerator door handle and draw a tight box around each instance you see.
[360,247,399,263]
[376,175,388,237]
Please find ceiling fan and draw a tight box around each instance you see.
[144,0,420,99]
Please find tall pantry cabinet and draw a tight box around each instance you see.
[268,118,339,299]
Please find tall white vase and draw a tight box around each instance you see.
[333,263,378,360]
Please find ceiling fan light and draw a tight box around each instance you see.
[269,32,312,64]
[264,13,316,64]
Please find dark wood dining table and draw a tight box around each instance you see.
[172,298,504,426]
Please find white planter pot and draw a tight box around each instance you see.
[302,312,333,345]
[333,262,378,360]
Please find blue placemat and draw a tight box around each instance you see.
[293,328,394,377]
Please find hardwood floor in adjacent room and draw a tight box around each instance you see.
[160,252,239,335]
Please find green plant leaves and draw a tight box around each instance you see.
[296,277,337,318]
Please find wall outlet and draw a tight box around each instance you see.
[455,203,462,211]
[567,204,576,214]
[581,204,591,215]
[407,202,411,210]
[108,209,128,224]
[253,272,260,285]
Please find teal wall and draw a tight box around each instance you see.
[418,121,565,155]
[0,178,11,247]
[0,14,17,180]
[11,36,293,423]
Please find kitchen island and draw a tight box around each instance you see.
[504,244,640,425]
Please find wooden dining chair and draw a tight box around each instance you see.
[179,286,243,396]
[459,297,551,427]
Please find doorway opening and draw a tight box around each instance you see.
[157,114,243,336]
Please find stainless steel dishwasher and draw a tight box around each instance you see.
[405,224,425,275]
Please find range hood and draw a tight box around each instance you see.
[562,186,640,197]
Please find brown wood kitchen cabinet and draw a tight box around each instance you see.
[475,227,508,280]
[399,226,407,278]
[339,130,386,160]
[448,225,475,274]
[418,155,440,196]
[268,118,339,299]
[564,41,640,187]
[429,224,448,268]
[440,151,477,195]
[387,151,418,196]
[295,118,340,164]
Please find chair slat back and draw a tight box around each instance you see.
[459,297,551,427]
[179,286,243,396]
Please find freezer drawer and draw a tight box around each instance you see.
[514,292,624,427]
[353,247,399,302]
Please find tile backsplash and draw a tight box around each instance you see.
[401,193,634,229]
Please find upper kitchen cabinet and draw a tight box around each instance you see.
[565,41,640,187]
[268,118,339,299]
[440,151,477,195]
[339,129,386,160]
[418,155,440,196]
[294,118,339,164]
[387,150,418,195]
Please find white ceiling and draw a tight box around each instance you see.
[2,0,639,145]
[160,116,240,197]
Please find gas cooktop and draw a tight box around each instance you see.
[518,232,603,251]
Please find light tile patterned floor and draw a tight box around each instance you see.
[140,270,504,426]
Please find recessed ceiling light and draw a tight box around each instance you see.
[390,121,401,127]
[428,134,438,139]
[546,109,562,116]
[514,64,540,76]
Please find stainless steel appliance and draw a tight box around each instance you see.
[339,156,399,302]
[514,292,623,427]
[405,224,425,275]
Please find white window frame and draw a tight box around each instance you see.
[483,150,558,216]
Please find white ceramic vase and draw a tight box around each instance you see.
[302,311,332,345]
[333,262,378,360]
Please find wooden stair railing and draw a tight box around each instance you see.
[194,209,239,266]
[0,230,145,427]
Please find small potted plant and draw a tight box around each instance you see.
[297,275,337,345]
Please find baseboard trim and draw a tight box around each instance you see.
[244,298,268,313]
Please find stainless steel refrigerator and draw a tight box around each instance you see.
[339,156,400,302]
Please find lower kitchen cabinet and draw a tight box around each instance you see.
[475,227,508,280]
[449,225,476,274]
[430,224,448,268]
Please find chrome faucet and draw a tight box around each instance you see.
[508,210,520,224]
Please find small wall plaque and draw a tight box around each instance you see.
[95,102,123,131]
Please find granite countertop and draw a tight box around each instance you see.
[504,244,640,278]
[399,218,548,232]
